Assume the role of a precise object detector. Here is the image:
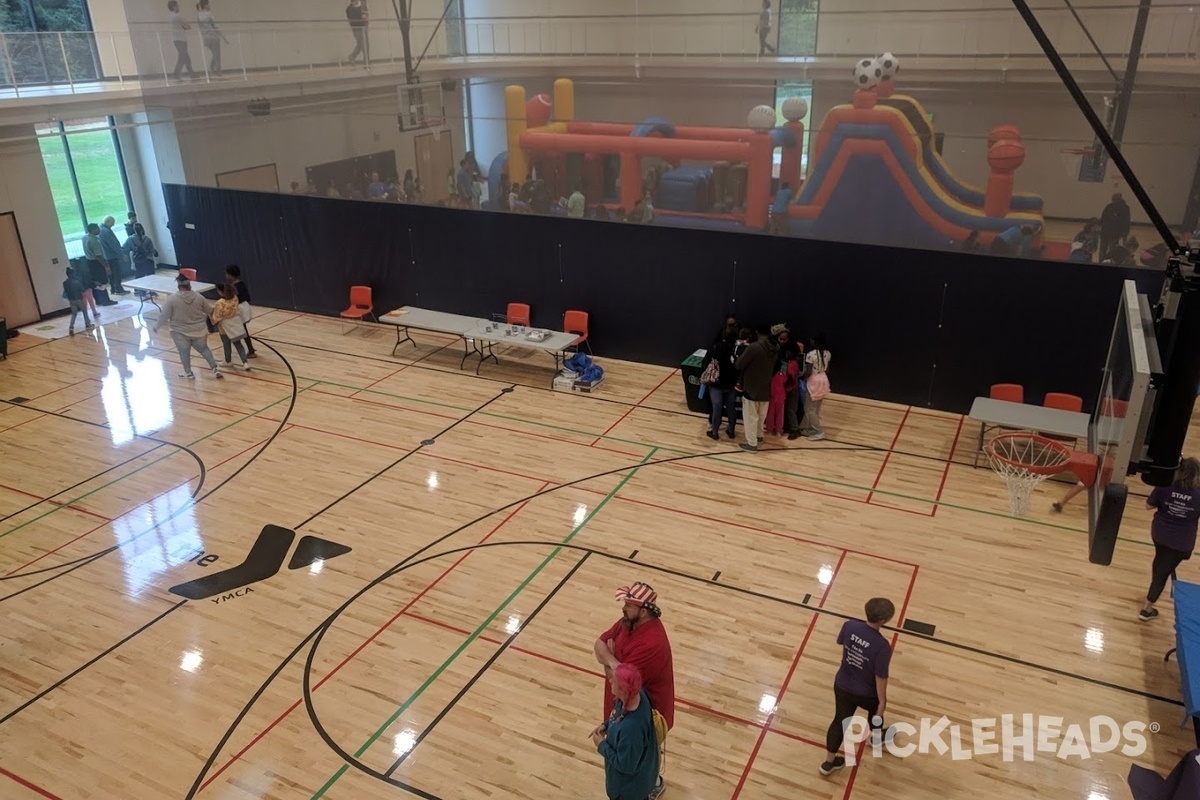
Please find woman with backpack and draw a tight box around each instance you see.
[700,315,739,440]
[590,663,660,800]
[124,223,159,277]
[800,333,832,440]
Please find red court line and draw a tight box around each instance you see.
[0,766,65,800]
[930,416,966,518]
[589,370,678,446]
[400,608,831,752]
[245,312,306,337]
[350,365,410,398]
[3,431,280,576]
[730,549,847,798]
[841,571,917,800]
[0,481,112,524]
[866,407,911,505]
[410,446,918,568]
[197,483,551,792]
[832,395,949,420]
[26,377,97,403]
[0,412,48,435]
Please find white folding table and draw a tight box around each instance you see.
[380,306,581,384]
[967,396,1091,467]
[123,275,216,315]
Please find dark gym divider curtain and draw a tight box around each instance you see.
[163,183,1147,414]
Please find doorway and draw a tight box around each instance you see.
[415,130,455,204]
[0,213,41,328]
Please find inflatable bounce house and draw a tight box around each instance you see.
[491,62,1044,251]
[785,54,1044,251]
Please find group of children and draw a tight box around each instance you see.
[63,263,257,376]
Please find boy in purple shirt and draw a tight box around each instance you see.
[820,597,894,776]
[1140,457,1200,621]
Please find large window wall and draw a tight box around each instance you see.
[0,0,99,86]
[37,117,134,258]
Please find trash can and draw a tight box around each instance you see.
[680,349,709,414]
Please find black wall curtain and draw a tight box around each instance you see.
[164,183,1154,414]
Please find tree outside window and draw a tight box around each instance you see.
[777,0,818,57]
[0,0,100,87]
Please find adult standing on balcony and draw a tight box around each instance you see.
[346,0,370,67]
[167,1,196,80]
[756,0,776,57]
[197,0,228,75]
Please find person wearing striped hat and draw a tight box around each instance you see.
[594,581,675,799]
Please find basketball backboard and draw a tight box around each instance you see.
[1087,280,1162,564]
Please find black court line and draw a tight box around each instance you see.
[0,339,301,590]
[188,444,864,798]
[295,538,1187,798]
[0,441,167,525]
[0,599,188,725]
[187,438,1176,799]
[380,553,592,777]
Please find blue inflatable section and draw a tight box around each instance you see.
[924,151,1043,213]
[486,151,508,209]
[797,123,1038,236]
[656,167,713,212]
[632,117,676,138]
[771,128,797,149]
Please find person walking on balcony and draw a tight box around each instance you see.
[346,0,370,67]
[167,1,196,80]
[757,0,776,56]
[197,0,228,75]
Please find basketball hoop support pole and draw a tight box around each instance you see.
[1144,257,1200,485]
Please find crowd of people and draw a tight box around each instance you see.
[73,213,160,318]
[150,264,257,379]
[700,316,833,451]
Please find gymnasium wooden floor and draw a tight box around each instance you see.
[1,306,1197,800]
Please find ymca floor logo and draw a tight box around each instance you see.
[169,525,351,600]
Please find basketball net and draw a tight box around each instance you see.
[986,434,1072,517]
[1059,148,1096,181]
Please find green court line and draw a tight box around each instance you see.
[309,447,658,798]
[0,385,311,541]
[238,367,1149,545]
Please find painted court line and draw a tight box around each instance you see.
[308,450,657,798]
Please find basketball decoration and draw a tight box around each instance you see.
[853,58,882,89]
[525,93,552,128]
[877,52,900,79]
[747,104,777,133]
[988,139,1026,173]
[781,96,808,123]
[988,124,1022,147]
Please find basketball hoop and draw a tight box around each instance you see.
[1059,146,1097,181]
[986,433,1075,517]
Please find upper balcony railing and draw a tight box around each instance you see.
[1,5,1196,97]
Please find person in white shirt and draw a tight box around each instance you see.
[167,1,195,79]
[800,334,832,440]
[154,276,222,380]
[196,0,228,74]
[757,0,776,56]
[567,184,586,219]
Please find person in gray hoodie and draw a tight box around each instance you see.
[154,275,222,379]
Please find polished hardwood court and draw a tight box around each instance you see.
[0,306,1197,800]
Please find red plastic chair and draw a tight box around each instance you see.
[339,285,377,334]
[1043,392,1084,412]
[178,268,197,281]
[989,383,1024,403]
[1042,392,1085,449]
[563,309,591,354]
[1100,397,1129,418]
[506,303,531,327]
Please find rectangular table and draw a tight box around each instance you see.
[380,306,581,384]
[967,396,1091,467]
[123,275,216,315]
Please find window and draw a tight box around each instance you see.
[0,0,100,86]
[37,117,134,258]
[777,0,818,57]
[774,80,814,175]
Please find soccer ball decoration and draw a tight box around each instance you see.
[781,96,808,123]
[877,52,900,79]
[747,104,777,133]
[853,57,883,90]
